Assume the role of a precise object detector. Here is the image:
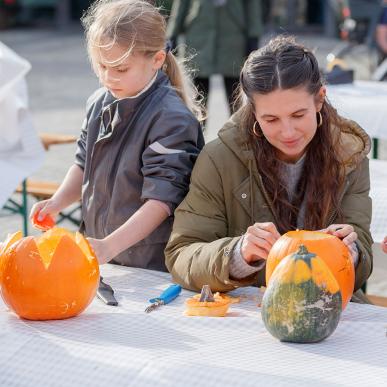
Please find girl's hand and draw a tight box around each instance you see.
[87,237,115,265]
[321,224,358,264]
[382,236,387,254]
[30,199,60,222]
[30,199,62,230]
[241,222,281,264]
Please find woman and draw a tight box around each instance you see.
[165,36,373,301]
[167,0,263,114]
[382,236,387,253]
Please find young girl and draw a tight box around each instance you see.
[165,36,373,302]
[30,0,204,271]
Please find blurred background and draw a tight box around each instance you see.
[1,0,386,297]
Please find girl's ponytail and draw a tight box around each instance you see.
[164,51,204,121]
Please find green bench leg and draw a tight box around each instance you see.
[21,179,28,236]
[2,180,29,236]
[372,138,379,159]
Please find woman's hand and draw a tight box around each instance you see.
[241,222,281,264]
[382,236,387,254]
[87,237,116,265]
[321,224,358,264]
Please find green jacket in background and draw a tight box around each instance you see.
[167,0,263,77]
[165,111,373,300]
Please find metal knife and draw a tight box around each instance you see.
[97,276,118,306]
[145,284,182,313]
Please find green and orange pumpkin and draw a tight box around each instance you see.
[261,245,342,343]
[266,230,354,309]
[0,227,99,320]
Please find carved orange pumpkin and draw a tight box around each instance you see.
[0,228,99,320]
[266,230,355,310]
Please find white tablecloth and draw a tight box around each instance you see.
[370,159,387,243]
[0,264,386,387]
[327,81,387,140]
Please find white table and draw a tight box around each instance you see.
[0,264,386,387]
[327,81,387,141]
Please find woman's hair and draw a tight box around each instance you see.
[236,35,345,233]
[81,0,202,119]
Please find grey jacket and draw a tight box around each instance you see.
[75,71,204,271]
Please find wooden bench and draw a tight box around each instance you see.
[4,133,80,235]
[39,132,78,150]
[15,180,60,201]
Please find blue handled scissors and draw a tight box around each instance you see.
[145,284,182,313]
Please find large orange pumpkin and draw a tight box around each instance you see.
[0,227,99,320]
[266,230,355,309]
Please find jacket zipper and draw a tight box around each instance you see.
[85,105,114,235]
[102,106,114,235]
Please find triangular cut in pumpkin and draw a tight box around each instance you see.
[0,231,23,255]
[287,230,335,241]
[48,234,89,273]
[35,227,76,269]
[75,232,96,262]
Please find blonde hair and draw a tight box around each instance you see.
[82,0,202,119]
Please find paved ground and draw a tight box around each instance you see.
[1,25,386,296]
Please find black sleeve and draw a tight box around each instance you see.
[141,108,204,212]
[74,116,88,170]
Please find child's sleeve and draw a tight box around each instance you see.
[74,117,88,170]
[141,108,204,213]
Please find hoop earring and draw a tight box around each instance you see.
[317,111,323,127]
[252,121,262,137]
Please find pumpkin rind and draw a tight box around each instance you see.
[266,230,354,309]
[0,231,23,284]
[261,245,342,343]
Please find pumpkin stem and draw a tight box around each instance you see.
[297,244,315,258]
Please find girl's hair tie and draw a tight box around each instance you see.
[165,39,172,54]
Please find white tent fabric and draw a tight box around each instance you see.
[0,41,44,208]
